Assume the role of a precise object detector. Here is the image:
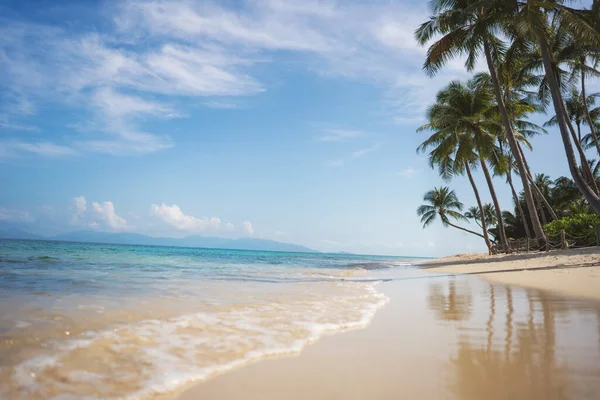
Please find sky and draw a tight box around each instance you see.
[0,0,598,257]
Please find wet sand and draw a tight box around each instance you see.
[176,265,600,400]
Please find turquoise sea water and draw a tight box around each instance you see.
[0,239,416,399]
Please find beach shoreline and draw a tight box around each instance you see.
[174,247,600,400]
[419,246,600,301]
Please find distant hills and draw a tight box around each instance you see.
[0,224,42,241]
[0,223,315,253]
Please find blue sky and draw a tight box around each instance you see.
[0,0,597,256]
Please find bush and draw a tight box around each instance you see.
[544,213,600,246]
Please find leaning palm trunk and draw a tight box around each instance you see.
[465,163,493,253]
[527,175,559,221]
[581,73,600,156]
[517,143,559,221]
[537,33,600,214]
[564,107,599,193]
[480,157,508,251]
[444,218,486,239]
[483,41,547,243]
[533,185,548,225]
[506,170,532,239]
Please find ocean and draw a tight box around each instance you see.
[0,239,417,399]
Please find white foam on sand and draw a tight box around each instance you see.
[10,283,389,400]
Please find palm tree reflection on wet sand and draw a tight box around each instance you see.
[427,278,600,400]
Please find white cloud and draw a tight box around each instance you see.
[224,222,235,230]
[71,87,174,155]
[372,20,423,53]
[274,230,286,236]
[0,207,35,222]
[116,0,332,52]
[92,87,174,119]
[1,141,76,157]
[150,203,222,231]
[397,168,418,178]
[351,142,382,158]
[0,0,479,157]
[317,128,365,142]
[242,220,255,235]
[70,196,87,224]
[0,122,39,132]
[91,201,128,230]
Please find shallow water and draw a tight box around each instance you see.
[4,239,600,399]
[0,239,411,399]
[177,269,600,400]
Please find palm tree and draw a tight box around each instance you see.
[417,187,486,239]
[528,173,558,223]
[545,88,600,188]
[588,158,600,182]
[465,203,498,230]
[519,17,600,194]
[415,0,548,245]
[551,176,581,215]
[480,60,560,228]
[515,143,559,221]
[418,80,508,252]
[480,60,545,240]
[545,89,598,143]
[567,197,590,215]
[495,145,533,239]
[509,1,600,213]
[502,209,530,239]
[562,33,600,155]
[418,84,494,252]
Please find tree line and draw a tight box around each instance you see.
[415,0,600,254]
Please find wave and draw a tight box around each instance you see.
[338,261,412,270]
[7,283,389,400]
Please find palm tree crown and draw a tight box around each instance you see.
[417,187,465,228]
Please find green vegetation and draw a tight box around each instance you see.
[414,0,600,253]
[544,214,600,246]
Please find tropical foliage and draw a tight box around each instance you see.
[414,0,600,252]
[544,214,600,246]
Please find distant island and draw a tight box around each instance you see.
[0,223,316,253]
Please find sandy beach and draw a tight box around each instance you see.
[420,247,600,301]
[175,248,600,400]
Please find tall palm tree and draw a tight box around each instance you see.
[545,88,600,188]
[495,144,533,238]
[418,80,508,252]
[518,17,600,194]
[415,0,548,245]
[417,187,486,239]
[516,143,559,221]
[509,1,600,213]
[545,89,598,143]
[534,173,554,224]
[418,85,494,252]
[477,64,545,240]
[562,33,600,155]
